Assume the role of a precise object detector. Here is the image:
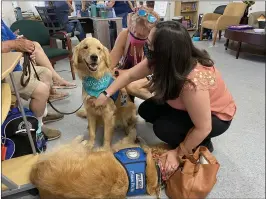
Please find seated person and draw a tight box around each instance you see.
[1,19,64,140]
[46,1,86,41]
[110,7,159,100]
[107,1,135,28]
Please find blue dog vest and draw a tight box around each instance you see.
[82,73,119,101]
[114,147,147,196]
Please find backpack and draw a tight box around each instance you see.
[1,107,47,160]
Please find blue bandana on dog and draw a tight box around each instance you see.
[83,73,119,101]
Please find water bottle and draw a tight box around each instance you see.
[91,4,97,17]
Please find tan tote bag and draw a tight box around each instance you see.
[165,142,220,199]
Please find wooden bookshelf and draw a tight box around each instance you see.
[174,0,199,31]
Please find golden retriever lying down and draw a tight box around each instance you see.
[30,136,170,199]
[73,37,137,149]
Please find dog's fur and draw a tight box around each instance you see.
[30,136,169,199]
[73,38,137,149]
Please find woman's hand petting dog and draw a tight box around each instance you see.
[160,149,180,176]
[93,93,109,107]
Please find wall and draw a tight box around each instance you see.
[198,0,265,15]
[2,1,17,26]
[16,1,45,15]
[1,0,45,26]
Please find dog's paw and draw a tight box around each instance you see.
[87,141,95,150]
[81,140,88,146]
[76,108,87,118]
[72,135,84,144]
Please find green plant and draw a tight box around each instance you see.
[242,1,255,7]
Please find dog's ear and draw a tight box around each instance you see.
[102,46,111,67]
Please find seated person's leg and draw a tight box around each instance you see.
[32,41,76,88]
[126,78,153,100]
[67,20,86,41]
[6,67,62,140]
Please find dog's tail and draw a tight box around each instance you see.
[76,107,87,118]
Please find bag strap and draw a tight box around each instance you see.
[198,146,218,165]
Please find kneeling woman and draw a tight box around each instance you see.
[94,21,236,175]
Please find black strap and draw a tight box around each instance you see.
[23,52,84,115]
[20,53,32,87]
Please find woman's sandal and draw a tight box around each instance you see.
[52,81,77,89]
[49,90,70,102]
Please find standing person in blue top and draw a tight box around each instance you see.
[107,1,135,28]
[47,1,86,41]
[75,1,93,17]
[1,19,63,140]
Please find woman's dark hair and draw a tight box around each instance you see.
[149,21,214,102]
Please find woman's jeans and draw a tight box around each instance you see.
[116,12,128,28]
[65,20,86,41]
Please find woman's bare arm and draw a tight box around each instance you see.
[179,89,212,154]
[110,29,128,69]
[66,0,74,12]
[105,58,152,96]
[2,40,16,53]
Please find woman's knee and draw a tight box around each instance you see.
[31,82,49,101]
[40,67,53,86]
[126,82,139,96]
[33,41,42,50]
[138,100,150,121]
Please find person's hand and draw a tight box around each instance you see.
[160,149,180,176]
[93,93,109,107]
[13,29,20,37]
[30,51,36,65]
[14,39,35,53]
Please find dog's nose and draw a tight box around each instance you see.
[90,54,98,62]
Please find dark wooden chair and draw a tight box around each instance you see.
[10,20,75,80]
[35,6,80,49]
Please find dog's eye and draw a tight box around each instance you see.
[84,46,88,49]
[97,47,101,50]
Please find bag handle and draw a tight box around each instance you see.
[179,142,197,164]
[198,146,218,165]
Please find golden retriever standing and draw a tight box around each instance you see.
[73,38,137,149]
[30,136,169,199]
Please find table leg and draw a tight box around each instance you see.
[225,39,229,50]
[236,41,242,59]
[1,175,18,189]
[9,73,37,154]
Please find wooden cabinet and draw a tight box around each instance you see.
[174,0,199,31]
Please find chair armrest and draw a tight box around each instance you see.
[202,13,221,22]
[50,31,73,55]
[215,15,241,30]
[50,31,69,40]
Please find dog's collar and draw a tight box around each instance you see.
[155,160,164,198]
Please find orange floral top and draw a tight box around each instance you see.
[167,65,236,121]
